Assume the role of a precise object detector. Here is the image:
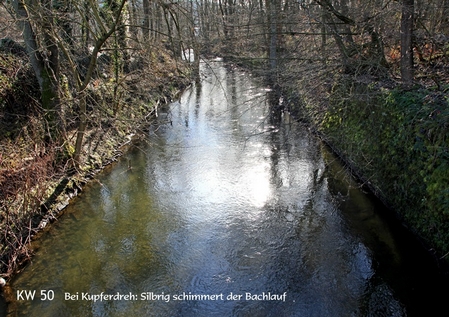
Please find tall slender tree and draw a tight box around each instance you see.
[401,0,414,85]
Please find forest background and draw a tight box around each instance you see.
[0,0,448,279]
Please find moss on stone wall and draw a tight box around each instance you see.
[307,77,449,260]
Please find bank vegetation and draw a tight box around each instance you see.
[0,1,193,279]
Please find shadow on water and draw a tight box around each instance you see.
[2,60,448,317]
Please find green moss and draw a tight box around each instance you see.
[313,78,449,259]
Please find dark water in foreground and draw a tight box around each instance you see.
[3,61,448,316]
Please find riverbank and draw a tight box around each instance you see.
[0,45,193,282]
[290,72,449,267]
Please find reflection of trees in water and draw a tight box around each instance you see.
[258,103,406,316]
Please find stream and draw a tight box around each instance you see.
[3,60,448,317]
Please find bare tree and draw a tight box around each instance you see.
[71,0,128,165]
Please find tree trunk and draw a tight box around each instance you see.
[12,0,62,141]
[321,5,326,62]
[82,0,90,52]
[73,93,87,164]
[143,0,150,41]
[401,0,414,85]
[267,0,277,84]
[72,0,128,165]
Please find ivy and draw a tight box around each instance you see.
[316,78,449,259]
